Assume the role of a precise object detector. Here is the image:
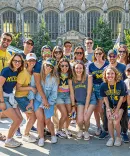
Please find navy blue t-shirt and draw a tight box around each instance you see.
[72,79,88,105]
[89,61,109,84]
[33,60,42,74]
[116,63,126,80]
[1,67,18,94]
[100,80,126,108]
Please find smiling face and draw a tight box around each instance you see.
[75,64,83,77]
[44,63,53,75]
[118,47,126,59]
[42,48,51,59]
[75,48,84,60]
[85,39,93,51]
[27,59,36,68]
[94,50,104,61]
[108,53,117,64]
[12,56,22,71]
[0,34,12,49]
[60,61,69,74]
[106,68,116,82]
[23,40,34,53]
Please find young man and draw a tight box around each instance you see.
[99,49,129,143]
[84,37,94,62]
[0,32,13,141]
[20,38,34,59]
[63,41,73,61]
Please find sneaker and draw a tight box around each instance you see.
[56,130,67,139]
[95,127,102,136]
[65,129,72,137]
[84,131,90,141]
[15,128,22,138]
[12,138,23,145]
[30,126,37,133]
[99,131,109,139]
[121,133,129,143]
[51,136,58,144]
[5,138,21,148]
[44,129,51,137]
[38,138,44,147]
[23,135,36,143]
[106,138,114,147]
[77,130,83,140]
[114,137,122,146]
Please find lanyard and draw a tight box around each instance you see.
[108,83,116,106]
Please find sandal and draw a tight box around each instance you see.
[0,133,6,141]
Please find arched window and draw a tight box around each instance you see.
[24,11,38,37]
[108,10,122,39]
[2,11,16,33]
[87,11,100,39]
[45,11,58,40]
[66,11,79,32]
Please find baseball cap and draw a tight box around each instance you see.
[24,38,34,46]
[26,53,37,61]
[107,49,117,56]
[126,64,130,71]
[41,45,52,51]
[45,58,56,67]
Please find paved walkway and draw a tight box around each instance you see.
[0,114,130,156]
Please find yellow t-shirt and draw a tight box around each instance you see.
[0,49,12,72]
[15,68,31,97]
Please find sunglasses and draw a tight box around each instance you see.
[118,51,126,53]
[25,41,34,46]
[60,64,69,68]
[12,60,22,64]
[109,55,117,58]
[95,53,102,55]
[75,52,83,55]
[86,42,93,45]
[3,37,12,43]
[54,51,62,55]
[46,64,53,69]
[42,51,51,55]
[127,69,130,72]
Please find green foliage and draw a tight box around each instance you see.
[93,18,114,54]
[11,33,23,50]
[32,18,53,57]
[124,29,130,52]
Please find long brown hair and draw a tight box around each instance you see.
[117,44,130,64]
[94,47,105,62]
[57,58,72,79]
[9,53,24,73]
[52,46,63,59]
[72,61,86,83]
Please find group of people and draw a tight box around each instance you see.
[0,32,130,149]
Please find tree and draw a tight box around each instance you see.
[11,33,23,50]
[32,18,52,57]
[124,29,130,52]
[93,18,114,54]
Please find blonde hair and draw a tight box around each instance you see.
[103,66,122,83]
[72,61,87,83]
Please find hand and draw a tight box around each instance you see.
[0,102,6,111]
[26,102,33,111]
[113,110,119,120]
[84,107,88,116]
[107,111,112,120]
[31,87,37,94]
[43,101,50,109]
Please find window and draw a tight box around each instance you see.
[45,11,58,40]
[0,14,1,34]
[66,11,79,32]
[24,11,38,37]
[108,10,122,39]
[3,11,16,33]
[87,11,100,39]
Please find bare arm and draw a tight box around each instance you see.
[0,76,6,110]
[68,79,75,106]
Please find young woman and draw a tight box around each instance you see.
[0,54,24,148]
[28,58,58,146]
[72,46,91,75]
[117,44,130,65]
[52,46,63,65]
[15,53,37,143]
[56,58,75,138]
[100,67,126,147]
[72,61,96,140]
[89,47,108,135]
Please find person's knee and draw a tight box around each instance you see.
[77,117,83,125]
[14,117,22,125]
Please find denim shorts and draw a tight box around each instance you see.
[0,97,13,111]
[56,92,71,104]
[76,92,97,106]
[93,84,103,100]
[33,99,54,119]
[15,97,30,112]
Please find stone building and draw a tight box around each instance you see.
[0,0,130,46]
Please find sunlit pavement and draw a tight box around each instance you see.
[0,114,130,156]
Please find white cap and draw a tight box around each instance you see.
[26,53,37,61]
